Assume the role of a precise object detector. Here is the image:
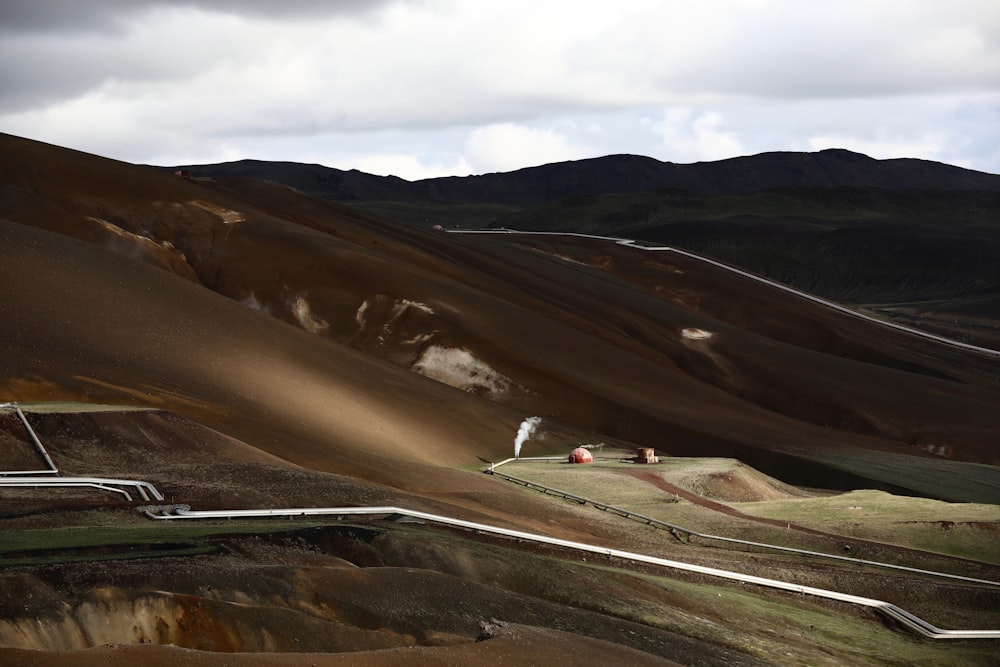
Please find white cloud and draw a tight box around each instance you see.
[652,109,745,163]
[465,123,593,173]
[347,154,473,181]
[1,0,999,174]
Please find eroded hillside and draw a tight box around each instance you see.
[2,134,1000,665]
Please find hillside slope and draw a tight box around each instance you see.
[3,133,1000,666]
[169,146,1000,347]
[2,133,999,503]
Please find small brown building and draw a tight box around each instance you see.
[636,447,657,464]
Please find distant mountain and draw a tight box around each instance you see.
[171,150,1000,346]
[169,149,1000,207]
[495,186,1000,310]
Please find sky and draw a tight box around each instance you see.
[2,0,999,180]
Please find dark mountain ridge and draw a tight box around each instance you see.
[169,147,1000,347]
[169,148,1000,208]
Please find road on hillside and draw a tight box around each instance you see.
[449,229,1000,357]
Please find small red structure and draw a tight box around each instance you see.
[636,447,657,464]
[568,447,593,464]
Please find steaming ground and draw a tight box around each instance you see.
[412,346,519,397]
[514,416,542,459]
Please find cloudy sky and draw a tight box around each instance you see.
[2,0,998,179]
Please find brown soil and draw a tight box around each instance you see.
[0,624,683,667]
[1,134,999,665]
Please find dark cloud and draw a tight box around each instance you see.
[0,1,130,32]
[0,0,393,32]
[1,1,997,175]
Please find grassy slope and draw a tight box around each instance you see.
[500,458,1000,565]
[1,485,997,666]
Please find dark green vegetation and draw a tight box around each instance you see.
[2,509,998,667]
[0,511,330,567]
[175,149,1000,348]
[497,188,1000,301]
[493,188,1000,350]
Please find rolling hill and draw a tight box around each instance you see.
[2,133,999,665]
[170,148,1000,348]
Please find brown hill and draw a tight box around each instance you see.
[2,133,1000,665]
[2,133,999,502]
[169,145,1000,349]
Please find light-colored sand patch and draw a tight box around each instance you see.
[393,299,434,316]
[531,248,590,266]
[403,333,435,346]
[290,295,329,335]
[553,253,589,266]
[642,260,684,275]
[367,298,437,344]
[918,442,954,457]
[241,292,272,315]
[355,300,369,329]
[188,200,245,224]
[681,328,714,341]
[86,217,180,255]
[412,346,516,396]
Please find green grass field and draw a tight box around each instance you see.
[499,456,1000,564]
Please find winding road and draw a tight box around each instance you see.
[448,229,1000,357]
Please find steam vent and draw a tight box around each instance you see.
[568,447,593,464]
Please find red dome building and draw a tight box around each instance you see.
[568,447,593,464]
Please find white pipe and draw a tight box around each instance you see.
[485,463,1000,588]
[0,477,163,501]
[0,481,132,501]
[143,504,1000,640]
[0,405,59,473]
[448,229,1000,357]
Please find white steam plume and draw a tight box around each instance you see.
[514,416,541,458]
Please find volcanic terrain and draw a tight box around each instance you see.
[1,133,999,666]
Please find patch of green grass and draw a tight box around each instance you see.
[0,511,333,558]
[737,490,1000,564]
[378,521,995,667]
[584,562,994,667]
[1,544,217,568]
[501,459,1000,565]
[499,460,681,515]
[783,446,1000,505]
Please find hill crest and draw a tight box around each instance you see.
[167,148,1000,207]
